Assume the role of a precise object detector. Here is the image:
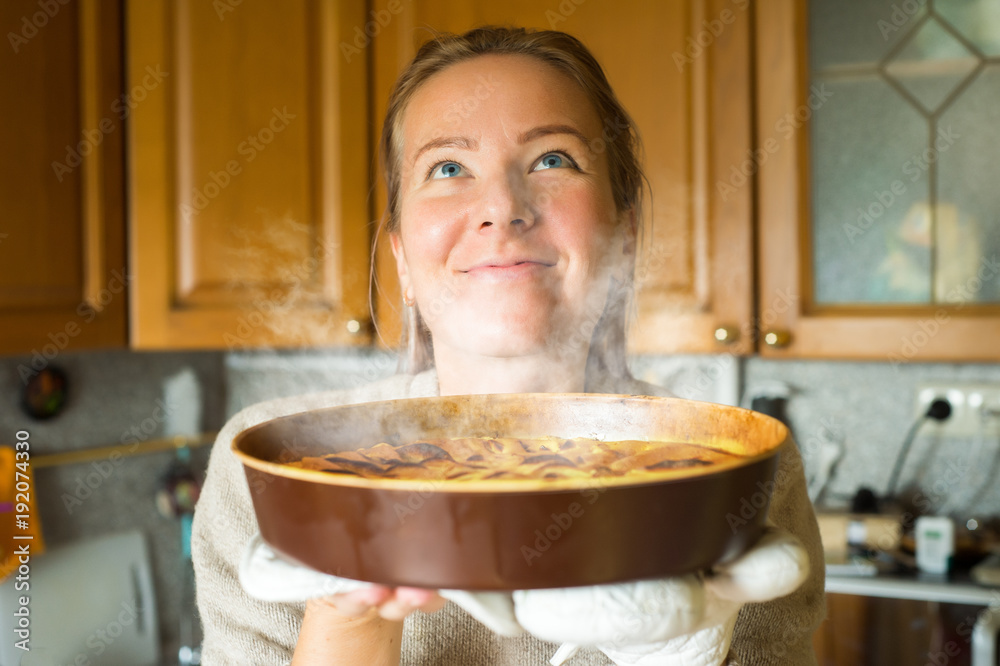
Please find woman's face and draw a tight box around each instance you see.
[392,54,631,361]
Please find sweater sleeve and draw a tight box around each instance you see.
[727,438,826,665]
[192,374,429,665]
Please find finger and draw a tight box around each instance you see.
[395,587,447,613]
[395,587,438,607]
[329,585,391,617]
[706,528,810,602]
[356,585,394,606]
[378,597,418,621]
[309,594,370,618]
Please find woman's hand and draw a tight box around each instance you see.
[308,585,447,621]
[240,533,446,621]
[292,587,446,665]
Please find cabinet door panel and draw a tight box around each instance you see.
[0,0,126,355]
[372,0,754,355]
[129,0,370,349]
[756,0,1000,361]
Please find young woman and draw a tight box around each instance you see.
[192,26,824,665]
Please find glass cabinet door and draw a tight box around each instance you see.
[755,0,1000,361]
[809,0,1000,306]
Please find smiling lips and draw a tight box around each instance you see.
[462,260,554,280]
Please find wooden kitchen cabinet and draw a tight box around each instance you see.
[19,0,994,361]
[371,0,756,355]
[755,0,1000,361]
[813,593,982,665]
[127,0,373,349]
[8,0,755,355]
[0,0,127,356]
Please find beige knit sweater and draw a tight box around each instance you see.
[191,369,825,665]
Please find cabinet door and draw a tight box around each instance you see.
[814,593,979,665]
[128,0,371,349]
[756,0,1000,361]
[372,0,755,355]
[0,0,126,356]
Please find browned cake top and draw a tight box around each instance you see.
[287,436,744,482]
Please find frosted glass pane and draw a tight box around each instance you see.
[809,0,927,72]
[936,0,1000,56]
[883,18,979,113]
[936,65,1000,304]
[811,79,931,304]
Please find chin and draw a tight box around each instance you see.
[448,327,550,358]
[433,309,594,362]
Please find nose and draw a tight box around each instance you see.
[478,173,535,232]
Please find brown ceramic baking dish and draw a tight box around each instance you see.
[232,393,789,590]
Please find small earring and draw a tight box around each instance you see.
[403,289,415,308]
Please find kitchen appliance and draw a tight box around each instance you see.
[0,530,158,666]
[233,393,788,590]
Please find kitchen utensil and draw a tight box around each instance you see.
[0,531,157,665]
[233,393,789,590]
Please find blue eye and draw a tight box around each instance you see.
[431,161,466,179]
[534,152,569,171]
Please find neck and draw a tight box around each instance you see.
[433,346,589,396]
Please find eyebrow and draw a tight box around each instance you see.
[517,124,591,147]
[412,125,591,164]
[413,136,479,164]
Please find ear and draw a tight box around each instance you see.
[390,231,412,299]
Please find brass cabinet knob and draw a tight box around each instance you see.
[763,330,791,348]
[714,325,740,344]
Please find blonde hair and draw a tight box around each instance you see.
[375,26,646,379]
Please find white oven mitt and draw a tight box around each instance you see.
[240,528,808,666]
[238,533,524,637]
[513,527,810,666]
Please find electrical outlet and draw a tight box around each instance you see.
[915,383,1000,438]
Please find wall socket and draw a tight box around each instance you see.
[915,383,1000,438]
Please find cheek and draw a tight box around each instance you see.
[540,183,618,272]
[400,199,461,278]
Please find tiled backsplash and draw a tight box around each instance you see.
[1,351,224,663]
[2,348,999,662]
[744,357,1000,518]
